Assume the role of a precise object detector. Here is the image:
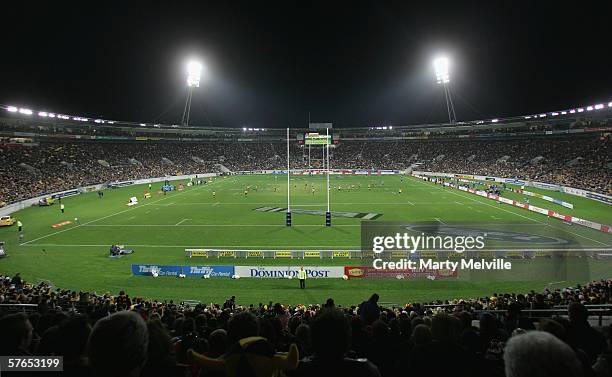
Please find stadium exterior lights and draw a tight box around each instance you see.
[181,59,205,127]
[433,56,457,123]
[586,106,594,111]
[48,113,56,118]
[577,108,584,112]
[538,114,546,118]
[524,116,531,119]
[561,111,567,115]
[19,108,33,115]
[7,106,18,112]
[38,111,48,117]
[140,123,146,127]
[389,126,392,129]
[569,109,576,114]
[594,104,604,110]
[491,118,499,123]
[242,127,247,131]
[107,121,114,124]
[608,101,612,107]
[551,112,558,116]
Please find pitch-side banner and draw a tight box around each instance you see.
[344,266,458,280]
[235,266,345,278]
[131,264,234,277]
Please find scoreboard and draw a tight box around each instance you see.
[304,132,331,145]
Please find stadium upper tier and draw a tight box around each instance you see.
[0,134,610,205]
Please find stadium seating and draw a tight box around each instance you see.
[0,273,610,376]
[1,134,610,205]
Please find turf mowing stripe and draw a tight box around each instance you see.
[20,177,230,246]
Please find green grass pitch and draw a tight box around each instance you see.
[1,174,610,306]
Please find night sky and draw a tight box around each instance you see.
[1,1,609,128]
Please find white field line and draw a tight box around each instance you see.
[18,244,611,252]
[147,202,466,206]
[83,224,362,227]
[174,219,190,226]
[19,244,363,249]
[410,177,609,246]
[434,217,446,225]
[21,178,230,245]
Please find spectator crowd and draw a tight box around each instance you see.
[1,273,612,377]
[1,134,610,205]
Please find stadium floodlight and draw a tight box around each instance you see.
[569,109,576,114]
[7,106,18,112]
[551,112,559,116]
[594,104,604,110]
[577,108,584,112]
[433,57,450,84]
[608,101,612,108]
[38,111,48,117]
[19,108,33,115]
[491,118,499,123]
[181,59,205,126]
[48,113,56,118]
[586,106,593,111]
[433,56,456,123]
[186,61,203,88]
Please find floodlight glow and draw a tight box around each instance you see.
[433,57,450,84]
[551,112,558,116]
[577,108,584,112]
[19,108,33,115]
[524,116,531,119]
[7,106,18,112]
[242,127,247,131]
[491,118,499,123]
[186,60,203,87]
[48,113,56,118]
[586,106,593,111]
[561,111,567,115]
[594,104,604,110]
[539,114,546,118]
[608,102,612,107]
[569,109,576,114]
[38,111,48,117]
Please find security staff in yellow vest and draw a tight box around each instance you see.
[17,220,23,232]
[298,267,306,289]
[60,203,65,213]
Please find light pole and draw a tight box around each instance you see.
[433,57,457,124]
[181,60,203,126]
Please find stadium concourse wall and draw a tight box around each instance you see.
[412,172,611,234]
[0,172,217,217]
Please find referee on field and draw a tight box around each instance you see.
[298,266,306,289]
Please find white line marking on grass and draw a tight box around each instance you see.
[406,201,415,206]
[83,224,362,227]
[20,244,610,252]
[212,202,220,207]
[455,201,464,206]
[434,217,446,224]
[491,216,502,220]
[409,176,609,246]
[21,179,227,245]
[20,244,363,249]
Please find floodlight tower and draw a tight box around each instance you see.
[433,57,457,124]
[181,60,203,126]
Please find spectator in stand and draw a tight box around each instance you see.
[504,331,583,377]
[87,310,149,377]
[567,302,607,363]
[291,308,380,377]
[0,312,34,356]
[359,293,381,325]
